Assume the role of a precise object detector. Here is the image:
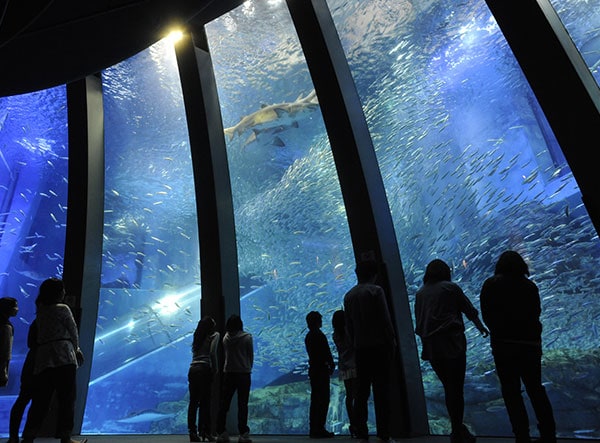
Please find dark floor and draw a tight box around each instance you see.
[36,436,592,443]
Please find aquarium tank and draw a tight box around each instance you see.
[1,0,599,439]
[0,86,68,433]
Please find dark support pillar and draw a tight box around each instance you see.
[485,0,600,234]
[64,75,105,433]
[286,0,428,436]
[174,28,240,333]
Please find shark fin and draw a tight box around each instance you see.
[272,136,286,147]
[224,127,235,141]
[273,108,290,118]
[244,131,258,147]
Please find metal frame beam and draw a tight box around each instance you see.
[485,0,600,234]
[64,75,105,434]
[174,28,240,333]
[285,0,429,436]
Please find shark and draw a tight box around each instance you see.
[223,89,319,147]
[116,409,177,424]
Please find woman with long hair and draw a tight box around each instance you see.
[188,316,220,442]
[480,251,556,443]
[216,314,253,443]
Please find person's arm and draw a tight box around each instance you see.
[343,295,354,347]
[457,287,489,337]
[325,337,335,375]
[248,334,254,370]
[27,320,38,349]
[209,332,220,373]
[471,315,489,337]
[61,305,80,349]
[479,279,495,333]
[377,287,397,347]
[62,305,84,365]
[0,324,12,386]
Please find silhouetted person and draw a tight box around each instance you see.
[305,310,335,439]
[343,261,396,443]
[216,314,253,443]
[332,309,357,438]
[21,278,87,443]
[414,259,489,443]
[188,316,220,442]
[7,319,39,443]
[0,297,18,388]
[480,251,556,443]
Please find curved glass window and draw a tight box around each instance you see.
[206,1,355,435]
[548,0,600,86]
[0,86,68,437]
[328,0,600,438]
[83,39,201,435]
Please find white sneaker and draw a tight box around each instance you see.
[216,432,230,443]
[238,433,252,443]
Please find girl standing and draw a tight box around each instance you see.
[0,297,18,387]
[188,316,220,442]
[331,310,357,438]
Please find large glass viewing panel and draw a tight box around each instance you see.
[327,0,600,438]
[206,1,355,435]
[0,87,68,437]
[83,39,201,435]
[548,0,600,86]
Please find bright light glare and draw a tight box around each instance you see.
[156,293,181,315]
[166,29,184,44]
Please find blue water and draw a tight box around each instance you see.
[1,0,599,438]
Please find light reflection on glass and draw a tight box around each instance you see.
[548,0,600,86]
[82,39,201,435]
[0,86,68,437]
[206,0,355,435]
[327,0,600,437]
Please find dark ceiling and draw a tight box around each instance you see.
[0,0,239,97]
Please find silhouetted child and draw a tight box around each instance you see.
[8,319,38,443]
[0,297,18,387]
[305,310,334,439]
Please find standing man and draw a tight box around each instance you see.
[343,261,396,443]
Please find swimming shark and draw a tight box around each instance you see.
[223,89,319,147]
[116,409,176,424]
